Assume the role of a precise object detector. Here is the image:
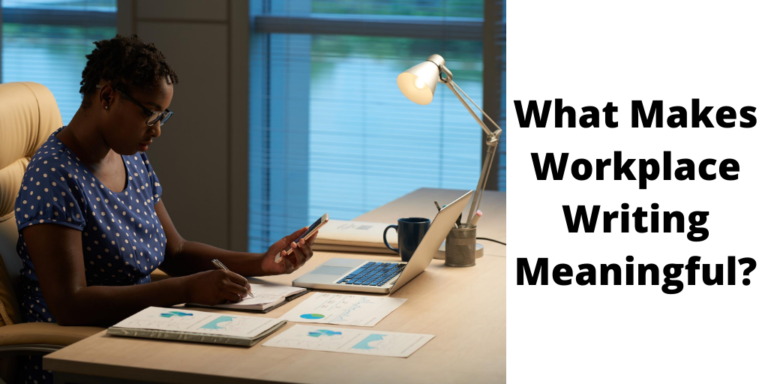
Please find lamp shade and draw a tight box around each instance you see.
[397,60,440,105]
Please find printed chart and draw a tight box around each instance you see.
[112,307,278,338]
[281,293,406,326]
[263,325,434,358]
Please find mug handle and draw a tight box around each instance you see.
[383,225,399,253]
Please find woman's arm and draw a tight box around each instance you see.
[155,199,316,278]
[24,223,253,327]
[23,223,191,327]
[153,199,265,277]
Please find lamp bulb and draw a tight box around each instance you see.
[414,77,426,89]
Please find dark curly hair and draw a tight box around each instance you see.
[79,34,179,108]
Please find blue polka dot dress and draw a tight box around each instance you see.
[14,126,166,383]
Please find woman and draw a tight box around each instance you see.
[13,34,315,383]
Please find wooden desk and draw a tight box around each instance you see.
[354,188,506,257]
[44,188,507,384]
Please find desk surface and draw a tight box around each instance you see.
[44,188,507,384]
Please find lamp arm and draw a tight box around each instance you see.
[441,77,503,226]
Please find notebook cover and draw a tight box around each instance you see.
[106,320,287,347]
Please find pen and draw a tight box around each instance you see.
[441,203,459,228]
[434,201,442,212]
[211,259,254,298]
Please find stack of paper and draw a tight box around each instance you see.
[186,283,308,313]
[313,220,400,255]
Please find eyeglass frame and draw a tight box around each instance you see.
[95,84,173,127]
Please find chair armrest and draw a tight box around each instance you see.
[0,322,103,347]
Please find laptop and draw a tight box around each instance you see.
[293,191,472,294]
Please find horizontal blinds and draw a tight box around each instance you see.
[248,0,485,252]
[1,0,116,124]
[258,0,483,18]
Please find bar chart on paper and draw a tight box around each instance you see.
[263,325,434,358]
[280,293,406,326]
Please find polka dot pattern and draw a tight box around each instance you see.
[15,127,167,383]
[13,127,166,328]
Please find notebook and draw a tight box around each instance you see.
[185,283,309,313]
[107,306,286,347]
[312,220,399,254]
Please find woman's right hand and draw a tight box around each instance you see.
[184,269,251,305]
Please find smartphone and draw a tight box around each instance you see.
[274,213,329,263]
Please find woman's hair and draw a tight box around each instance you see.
[79,34,179,108]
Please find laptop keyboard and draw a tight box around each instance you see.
[337,262,406,286]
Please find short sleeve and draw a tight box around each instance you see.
[14,163,86,231]
[141,152,163,203]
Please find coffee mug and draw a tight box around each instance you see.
[383,217,431,262]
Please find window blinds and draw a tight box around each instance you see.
[1,0,116,124]
[248,0,491,252]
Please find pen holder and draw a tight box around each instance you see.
[445,225,476,267]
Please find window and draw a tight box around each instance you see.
[249,0,503,252]
[0,0,116,123]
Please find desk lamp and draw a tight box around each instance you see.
[397,54,503,229]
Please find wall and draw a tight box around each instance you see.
[117,0,249,251]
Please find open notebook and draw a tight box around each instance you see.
[107,306,286,347]
[186,283,308,313]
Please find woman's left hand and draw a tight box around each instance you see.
[260,227,318,275]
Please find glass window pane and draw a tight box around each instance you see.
[1,1,116,123]
[249,32,483,251]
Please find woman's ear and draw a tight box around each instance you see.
[98,83,116,109]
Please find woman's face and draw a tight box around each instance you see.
[99,80,174,156]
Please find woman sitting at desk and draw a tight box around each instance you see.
[14,35,316,383]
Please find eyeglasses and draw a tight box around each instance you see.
[96,84,173,127]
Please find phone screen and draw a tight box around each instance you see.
[275,213,329,263]
[296,215,325,243]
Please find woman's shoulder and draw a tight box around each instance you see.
[16,141,90,231]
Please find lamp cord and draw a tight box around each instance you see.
[476,237,506,246]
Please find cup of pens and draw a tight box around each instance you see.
[436,201,481,267]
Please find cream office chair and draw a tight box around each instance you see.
[0,82,104,378]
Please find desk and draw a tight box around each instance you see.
[44,188,507,384]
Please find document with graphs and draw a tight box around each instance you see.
[263,325,434,358]
[280,293,407,326]
[107,306,286,347]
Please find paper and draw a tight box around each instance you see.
[263,325,433,358]
[227,283,306,306]
[112,306,280,338]
[280,293,406,326]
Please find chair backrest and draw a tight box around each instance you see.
[0,82,63,326]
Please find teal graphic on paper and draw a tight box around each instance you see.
[352,334,385,350]
[308,329,342,338]
[201,316,235,330]
[160,311,193,318]
[300,313,325,320]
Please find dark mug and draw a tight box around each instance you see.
[383,217,431,262]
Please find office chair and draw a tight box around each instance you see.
[0,82,103,380]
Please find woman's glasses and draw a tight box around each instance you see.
[96,84,173,127]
